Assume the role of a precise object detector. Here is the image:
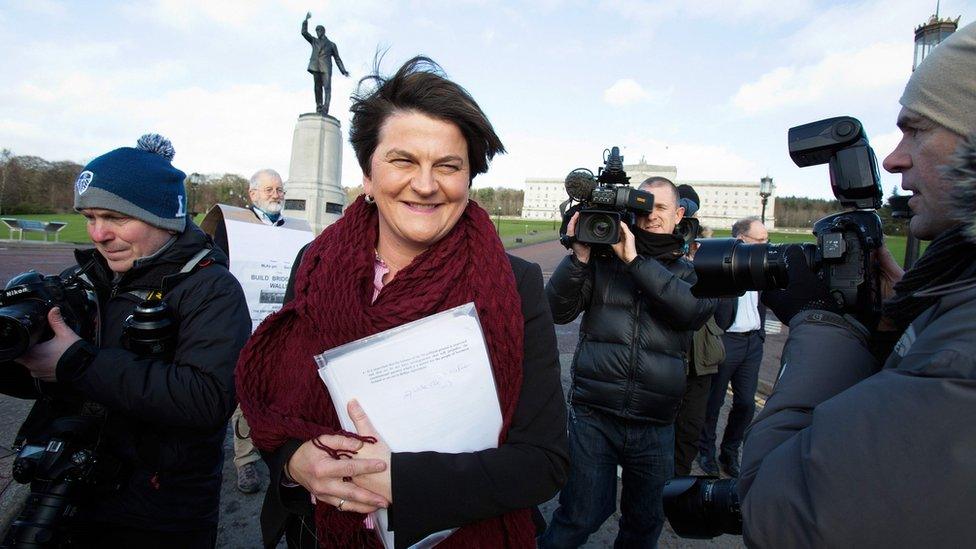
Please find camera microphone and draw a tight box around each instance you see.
[565,169,596,201]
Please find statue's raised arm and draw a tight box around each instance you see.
[301,12,314,44]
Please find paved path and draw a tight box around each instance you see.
[0,239,776,547]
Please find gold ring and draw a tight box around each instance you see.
[336,498,346,511]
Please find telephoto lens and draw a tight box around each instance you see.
[691,238,817,297]
[663,476,742,538]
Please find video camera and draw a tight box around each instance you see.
[561,146,655,245]
[691,116,885,327]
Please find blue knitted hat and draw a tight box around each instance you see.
[74,134,188,233]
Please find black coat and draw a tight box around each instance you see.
[0,222,251,532]
[261,251,569,549]
[547,252,715,423]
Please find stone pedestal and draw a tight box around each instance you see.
[282,113,346,233]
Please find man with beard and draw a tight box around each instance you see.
[246,169,287,226]
[541,177,716,547]
[739,21,976,547]
[228,168,292,494]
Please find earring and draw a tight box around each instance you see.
[364,194,375,205]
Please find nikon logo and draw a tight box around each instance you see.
[5,287,29,297]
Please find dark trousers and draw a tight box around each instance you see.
[699,331,764,458]
[673,373,713,475]
[312,71,332,114]
[540,405,674,549]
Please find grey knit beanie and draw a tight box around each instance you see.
[900,21,976,138]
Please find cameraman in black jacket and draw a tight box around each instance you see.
[0,135,250,548]
[540,177,715,548]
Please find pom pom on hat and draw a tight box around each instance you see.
[136,133,176,161]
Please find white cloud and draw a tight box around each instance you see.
[602,79,671,107]
[626,138,760,181]
[476,130,760,191]
[600,0,814,27]
[732,41,911,115]
[603,79,650,106]
[783,1,930,60]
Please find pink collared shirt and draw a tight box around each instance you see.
[372,253,390,303]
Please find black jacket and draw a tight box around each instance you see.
[261,251,569,548]
[0,222,250,532]
[547,252,715,423]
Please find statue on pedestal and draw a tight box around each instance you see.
[302,12,349,116]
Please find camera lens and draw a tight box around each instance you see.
[576,210,621,245]
[592,219,612,238]
[663,476,742,538]
[691,238,793,297]
[0,304,45,361]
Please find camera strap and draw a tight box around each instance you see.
[125,248,215,303]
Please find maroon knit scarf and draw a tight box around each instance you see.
[236,195,535,548]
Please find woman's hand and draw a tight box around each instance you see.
[346,400,393,502]
[286,433,390,513]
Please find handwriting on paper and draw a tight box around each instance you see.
[365,341,470,384]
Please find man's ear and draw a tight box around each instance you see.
[675,206,685,223]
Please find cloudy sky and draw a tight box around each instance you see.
[1,0,971,199]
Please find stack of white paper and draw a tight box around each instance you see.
[315,302,502,549]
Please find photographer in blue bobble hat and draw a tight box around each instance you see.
[0,134,250,548]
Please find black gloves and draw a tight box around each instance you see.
[761,245,841,325]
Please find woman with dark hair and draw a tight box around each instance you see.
[236,56,568,548]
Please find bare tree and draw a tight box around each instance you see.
[0,148,11,215]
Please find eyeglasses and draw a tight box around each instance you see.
[260,188,286,196]
[741,235,769,244]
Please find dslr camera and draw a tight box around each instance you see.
[666,116,885,540]
[691,116,885,327]
[0,270,98,361]
[1,268,176,547]
[561,146,655,245]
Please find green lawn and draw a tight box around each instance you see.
[494,218,560,248]
[3,213,922,264]
[1,213,206,244]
